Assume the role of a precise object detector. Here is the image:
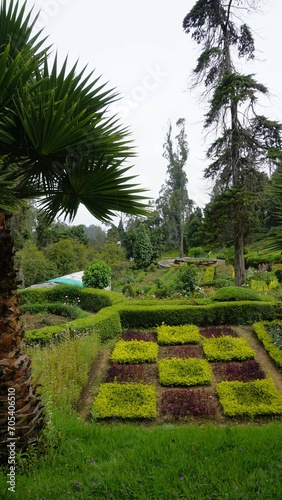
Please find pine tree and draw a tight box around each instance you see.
[183,0,282,285]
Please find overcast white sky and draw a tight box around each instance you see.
[25,0,282,227]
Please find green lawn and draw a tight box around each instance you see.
[1,411,281,499]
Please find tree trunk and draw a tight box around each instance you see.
[234,223,246,286]
[0,210,44,463]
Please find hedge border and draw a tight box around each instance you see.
[252,321,282,369]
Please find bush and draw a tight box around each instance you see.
[211,286,262,302]
[275,269,282,283]
[82,261,112,289]
[158,358,212,386]
[176,264,199,294]
[92,383,157,419]
[253,321,282,369]
[122,284,135,297]
[110,340,158,364]
[156,323,200,345]
[202,336,255,362]
[217,379,282,417]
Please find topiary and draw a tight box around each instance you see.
[210,286,262,302]
[122,284,135,297]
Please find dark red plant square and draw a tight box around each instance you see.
[158,344,203,359]
[200,326,238,338]
[122,330,157,342]
[105,363,157,383]
[160,388,218,419]
[212,360,266,382]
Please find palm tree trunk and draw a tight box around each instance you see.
[0,210,44,463]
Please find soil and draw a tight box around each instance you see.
[76,324,282,425]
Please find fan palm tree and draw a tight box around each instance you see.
[0,0,148,458]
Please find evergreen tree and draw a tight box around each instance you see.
[183,0,282,285]
[157,119,193,257]
[133,223,153,269]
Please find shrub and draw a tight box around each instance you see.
[253,321,282,369]
[212,360,266,382]
[217,378,282,417]
[122,284,135,297]
[158,358,212,386]
[92,383,157,418]
[156,323,200,345]
[105,363,157,383]
[82,261,112,289]
[211,286,262,302]
[202,336,255,361]
[161,388,218,419]
[175,264,199,294]
[110,340,158,364]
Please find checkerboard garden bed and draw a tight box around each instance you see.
[92,324,282,423]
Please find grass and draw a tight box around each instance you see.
[1,411,281,499]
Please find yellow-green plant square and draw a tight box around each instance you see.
[157,323,200,345]
[202,336,255,361]
[217,378,282,417]
[158,358,212,386]
[110,340,158,363]
[92,383,157,418]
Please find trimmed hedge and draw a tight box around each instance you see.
[25,306,122,344]
[20,302,88,320]
[110,340,158,364]
[211,286,262,302]
[217,378,282,417]
[158,358,212,386]
[253,321,282,369]
[156,323,200,345]
[118,302,281,329]
[202,336,255,362]
[92,383,157,419]
[19,285,125,312]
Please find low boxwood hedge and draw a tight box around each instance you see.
[92,383,157,419]
[19,286,125,312]
[110,340,158,364]
[253,321,282,369]
[25,306,122,344]
[158,358,212,386]
[217,378,282,417]
[118,302,280,329]
[202,336,255,362]
[20,302,88,320]
[156,323,200,345]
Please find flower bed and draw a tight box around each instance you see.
[158,358,212,386]
[105,363,157,383]
[200,326,238,338]
[202,336,255,361]
[212,360,265,382]
[161,388,218,419]
[253,321,282,369]
[93,383,157,418]
[110,340,158,364]
[157,323,200,345]
[217,378,282,417]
